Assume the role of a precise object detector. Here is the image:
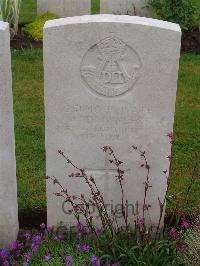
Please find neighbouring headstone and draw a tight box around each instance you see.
[0,22,18,248]
[44,15,181,227]
[100,0,151,17]
[37,0,91,17]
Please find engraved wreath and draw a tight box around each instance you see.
[81,35,142,97]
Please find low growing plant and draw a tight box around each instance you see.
[22,12,58,41]
[0,0,21,38]
[148,0,200,30]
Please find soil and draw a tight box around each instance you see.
[11,27,42,50]
[181,28,200,53]
[19,209,46,228]
[11,26,200,53]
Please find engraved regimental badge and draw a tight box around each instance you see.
[81,35,142,97]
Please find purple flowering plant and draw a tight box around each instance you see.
[45,136,200,264]
[1,136,199,265]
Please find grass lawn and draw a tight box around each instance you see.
[12,49,45,220]
[12,49,200,220]
[20,0,36,24]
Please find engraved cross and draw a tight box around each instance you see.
[85,153,130,199]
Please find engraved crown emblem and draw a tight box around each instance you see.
[81,35,142,97]
[98,36,126,60]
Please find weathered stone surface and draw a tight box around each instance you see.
[37,0,91,17]
[0,22,18,248]
[44,15,181,227]
[100,0,151,17]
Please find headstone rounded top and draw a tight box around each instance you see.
[44,14,181,33]
[0,21,9,30]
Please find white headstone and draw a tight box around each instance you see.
[37,0,91,17]
[44,15,181,227]
[100,0,151,17]
[0,22,18,248]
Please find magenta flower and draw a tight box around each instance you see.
[33,234,42,243]
[76,231,82,238]
[82,244,91,251]
[9,240,18,250]
[31,242,40,252]
[178,244,188,252]
[75,243,90,251]
[167,132,174,143]
[44,255,51,262]
[136,216,144,226]
[195,221,200,230]
[47,226,54,233]
[40,223,46,230]
[24,253,32,262]
[167,132,173,139]
[66,255,72,266]
[18,242,24,249]
[166,155,172,161]
[16,249,22,256]
[143,203,151,211]
[59,226,68,233]
[181,219,190,229]
[101,146,108,152]
[169,228,179,238]
[54,234,63,241]
[75,243,80,250]
[0,250,9,260]
[90,255,100,266]
[24,232,31,241]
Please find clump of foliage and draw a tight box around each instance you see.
[0,223,180,265]
[148,0,200,30]
[22,12,58,41]
[0,0,21,38]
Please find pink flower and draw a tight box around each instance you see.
[136,217,144,226]
[166,155,172,161]
[66,255,72,266]
[40,223,46,230]
[177,243,188,252]
[69,172,81,177]
[101,146,108,152]
[115,160,123,166]
[195,221,200,230]
[167,132,174,144]
[44,255,51,262]
[181,219,190,230]
[197,204,200,210]
[167,132,173,139]
[169,228,179,238]
[54,234,63,241]
[24,253,32,262]
[143,204,151,211]
[75,243,91,252]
